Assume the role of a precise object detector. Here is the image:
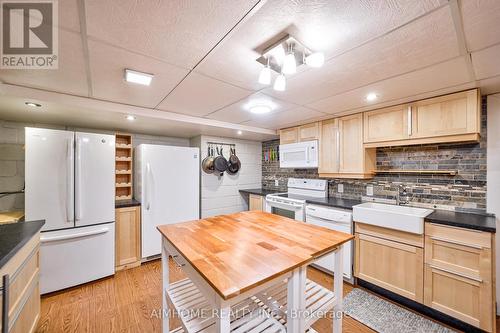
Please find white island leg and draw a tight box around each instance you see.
[287,266,306,332]
[162,238,170,333]
[333,244,344,333]
[215,304,231,333]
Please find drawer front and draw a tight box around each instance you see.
[9,282,40,333]
[8,248,39,319]
[355,233,423,302]
[424,263,493,332]
[355,222,423,248]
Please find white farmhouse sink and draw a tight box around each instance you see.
[353,202,434,234]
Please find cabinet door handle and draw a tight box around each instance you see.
[430,236,483,250]
[171,255,185,267]
[2,274,9,333]
[407,106,412,136]
[429,264,483,283]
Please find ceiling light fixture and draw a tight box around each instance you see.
[273,73,286,92]
[255,35,324,91]
[126,115,136,121]
[25,102,42,108]
[258,58,271,85]
[366,92,378,102]
[282,44,296,74]
[249,105,272,114]
[305,52,324,68]
[124,69,154,86]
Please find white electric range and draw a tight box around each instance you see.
[265,178,328,221]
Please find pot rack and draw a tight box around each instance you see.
[206,141,235,149]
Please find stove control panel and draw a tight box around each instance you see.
[287,178,327,191]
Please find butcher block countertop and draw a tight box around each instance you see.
[157,211,354,300]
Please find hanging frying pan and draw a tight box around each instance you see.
[227,147,241,175]
[201,146,215,174]
[213,146,228,175]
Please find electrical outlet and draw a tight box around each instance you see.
[366,185,374,196]
[338,183,344,193]
[275,179,279,187]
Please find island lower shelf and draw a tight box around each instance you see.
[167,277,336,333]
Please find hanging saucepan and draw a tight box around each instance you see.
[213,146,228,175]
[227,147,241,175]
[201,145,215,174]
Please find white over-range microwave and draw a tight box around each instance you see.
[279,140,318,168]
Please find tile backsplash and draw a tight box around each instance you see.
[262,98,487,213]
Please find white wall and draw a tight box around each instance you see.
[191,135,262,218]
[0,119,190,212]
[487,94,500,314]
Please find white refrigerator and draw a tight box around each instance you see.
[25,127,115,294]
[135,144,199,259]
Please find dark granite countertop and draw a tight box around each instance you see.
[0,220,45,269]
[305,197,363,210]
[115,199,141,208]
[425,210,496,233]
[239,188,280,197]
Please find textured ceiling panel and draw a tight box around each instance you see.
[206,92,297,124]
[59,0,81,32]
[0,30,88,96]
[263,7,459,105]
[242,106,324,129]
[88,40,189,108]
[195,0,441,90]
[461,0,500,51]
[157,72,252,117]
[85,0,259,69]
[308,57,471,114]
[471,44,500,80]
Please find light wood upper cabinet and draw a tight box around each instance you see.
[298,122,319,142]
[364,105,409,143]
[411,89,480,139]
[280,122,319,144]
[318,119,339,174]
[115,206,141,271]
[279,127,299,144]
[424,223,495,332]
[318,115,375,179]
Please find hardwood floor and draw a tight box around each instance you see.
[35,259,476,333]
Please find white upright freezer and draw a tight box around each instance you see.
[25,127,115,294]
[135,144,200,259]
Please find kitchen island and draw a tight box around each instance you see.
[157,211,353,333]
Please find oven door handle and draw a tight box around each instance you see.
[266,199,303,210]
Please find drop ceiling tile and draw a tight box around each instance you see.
[196,0,441,90]
[88,40,189,108]
[461,0,500,51]
[263,6,459,105]
[59,0,81,32]
[206,93,296,124]
[308,57,471,114]
[0,30,88,96]
[157,72,252,117]
[472,44,500,80]
[85,0,259,69]
[242,106,324,130]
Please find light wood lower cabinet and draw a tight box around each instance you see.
[248,194,263,211]
[115,206,141,271]
[0,234,40,333]
[424,223,495,332]
[355,225,424,302]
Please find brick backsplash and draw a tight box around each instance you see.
[262,97,488,213]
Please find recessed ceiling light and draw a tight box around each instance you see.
[366,92,378,102]
[25,102,42,108]
[237,130,243,135]
[250,105,272,114]
[124,69,154,86]
[126,115,136,121]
